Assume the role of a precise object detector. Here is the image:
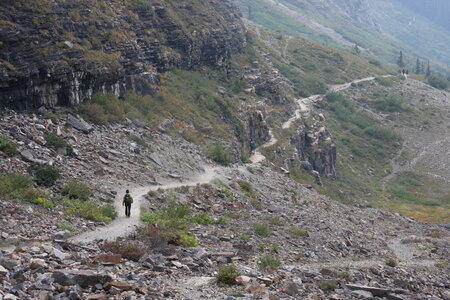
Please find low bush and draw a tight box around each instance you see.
[428,75,449,90]
[316,280,338,291]
[364,126,400,142]
[374,95,405,112]
[207,142,232,166]
[64,199,113,222]
[0,135,18,157]
[140,201,200,247]
[237,179,256,198]
[79,93,126,124]
[288,226,308,238]
[253,223,270,237]
[44,133,73,155]
[217,264,239,286]
[258,255,281,271]
[101,241,145,261]
[29,164,60,187]
[386,258,397,267]
[376,76,394,87]
[61,179,92,201]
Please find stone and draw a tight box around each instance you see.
[104,281,132,291]
[85,295,108,300]
[52,248,66,260]
[235,275,252,286]
[94,254,123,264]
[247,284,267,297]
[52,270,112,288]
[217,86,227,95]
[346,284,392,297]
[67,114,93,133]
[37,106,48,115]
[0,265,9,276]
[282,281,300,296]
[149,153,162,166]
[300,160,313,171]
[20,150,48,165]
[351,290,374,298]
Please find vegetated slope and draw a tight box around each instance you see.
[237,0,450,74]
[337,77,450,222]
[0,0,245,109]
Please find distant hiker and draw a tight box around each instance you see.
[123,190,133,217]
[249,139,257,156]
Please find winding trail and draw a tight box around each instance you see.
[70,75,390,243]
[70,167,220,243]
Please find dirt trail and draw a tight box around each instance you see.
[71,76,389,243]
[70,167,220,243]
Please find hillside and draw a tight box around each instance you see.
[0,1,449,299]
[237,0,450,74]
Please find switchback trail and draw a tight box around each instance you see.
[71,75,389,243]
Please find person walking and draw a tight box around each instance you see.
[123,190,133,217]
[249,139,257,156]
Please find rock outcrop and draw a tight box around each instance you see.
[0,0,246,109]
[291,124,337,178]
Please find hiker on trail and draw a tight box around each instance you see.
[123,190,133,217]
[249,139,257,156]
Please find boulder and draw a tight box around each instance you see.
[67,114,93,133]
[52,270,112,288]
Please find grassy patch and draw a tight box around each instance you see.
[253,223,270,237]
[258,255,281,271]
[64,200,115,223]
[207,142,232,166]
[0,135,18,157]
[101,241,145,261]
[217,265,240,286]
[288,226,308,238]
[140,201,204,247]
[44,133,74,155]
[237,179,256,198]
[61,179,92,201]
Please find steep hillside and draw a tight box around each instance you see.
[237,0,450,74]
[0,0,245,109]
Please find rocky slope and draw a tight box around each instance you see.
[0,0,245,109]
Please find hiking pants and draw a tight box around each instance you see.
[125,203,131,217]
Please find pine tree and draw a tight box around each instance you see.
[397,51,405,68]
[415,58,421,74]
[426,60,431,77]
[421,61,425,74]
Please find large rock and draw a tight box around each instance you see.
[52,270,112,288]
[66,114,93,133]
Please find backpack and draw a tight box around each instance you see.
[124,193,133,204]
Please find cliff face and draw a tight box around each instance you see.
[0,0,246,109]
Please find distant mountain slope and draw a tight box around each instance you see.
[397,0,450,31]
[238,0,450,73]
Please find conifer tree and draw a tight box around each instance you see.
[426,60,431,77]
[421,61,425,74]
[397,51,405,68]
[415,58,421,74]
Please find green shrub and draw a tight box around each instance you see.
[259,256,281,271]
[254,223,270,237]
[207,142,232,166]
[237,179,256,198]
[0,135,18,157]
[100,204,118,220]
[386,258,397,267]
[428,75,449,90]
[61,179,92,201]
[288,226,308,238]
[364,126,399,142]
[44,133,73,155]
[101,241,145,261]
[33,197,55,208]
[374,95,405,112]
[190,212,226,225]
[0,173,34,196]
[29,164,60,187]
[368,58,381,66]
[79,93,125,124]
[217,265,240,286]
[140,201,199,247]
[376,76,394,87]
[317,280,337,291]
[64,199,112,222]
[57,222,77,232]
[268,216,285,226]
